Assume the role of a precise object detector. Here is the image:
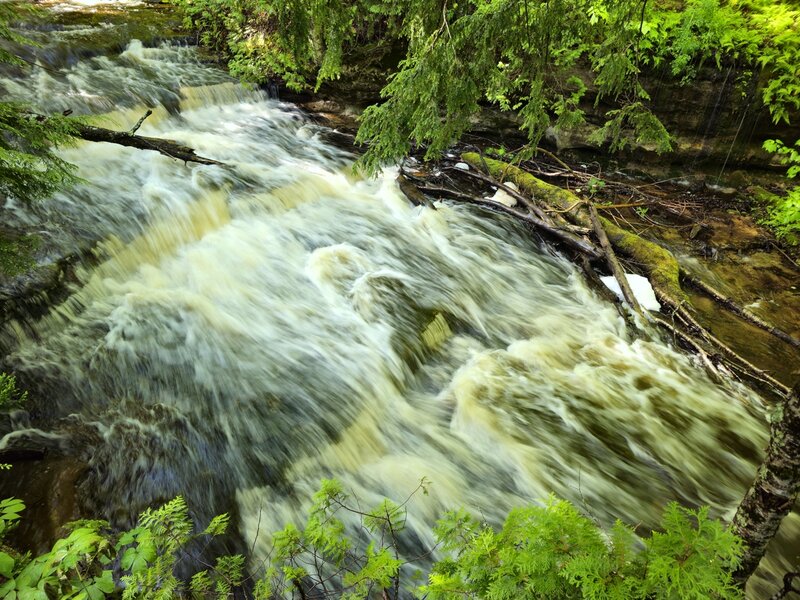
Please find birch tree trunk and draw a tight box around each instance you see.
[732,384,800,585]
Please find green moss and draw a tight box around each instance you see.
[601,218,686,302]
[749,185,800,246]
[749,185,781,206]
[462,152,687,302]
[462,153,578,212]
[0,233,40,276]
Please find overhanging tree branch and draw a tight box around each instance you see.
[72,122,223,166]
[30,110,223,166]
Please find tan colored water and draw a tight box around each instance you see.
[0,35,793,596]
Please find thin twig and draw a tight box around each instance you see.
[129,109,153,135]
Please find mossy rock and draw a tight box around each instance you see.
[24,4,185,67]
[748,185,782,206]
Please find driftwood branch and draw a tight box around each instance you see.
[398,175,602,259]
[73,123,222,165]
[588,202,644,317]
[686,276,800,350]
[30,110,223,165]
[129,109,153,135]
[650,314,721,379]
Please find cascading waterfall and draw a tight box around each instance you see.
[0,23,794,596]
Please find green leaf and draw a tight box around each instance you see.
[202,513,230,536]
[0,552,13,578]
[93,569,116,594]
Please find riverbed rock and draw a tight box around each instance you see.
[706,213,767,251]
[0,456,89,555]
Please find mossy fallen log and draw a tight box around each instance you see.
[461,152,687,303]
[461,151,794,399]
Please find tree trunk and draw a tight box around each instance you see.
[732,384,800,585]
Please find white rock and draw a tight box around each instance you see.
[600,274,661,312]
[454,162,470,170]
[488,188,517,207]
[504,182,518,191]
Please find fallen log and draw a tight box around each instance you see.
[461,152,792,399]
[449,166,590,235]
[398,177,602,259]
[73,123,223,166]
[448,166,554,224]
[461,152,687,303]
[29,109,223,166]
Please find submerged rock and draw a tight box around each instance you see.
[0,456,88,555]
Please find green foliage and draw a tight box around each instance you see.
[0,233,40,276]
[173,0,680,170]
[119,495,246,599]
[764,139,800,180]
[0,497,24,539]
[588,102,672,154]
[0,494,239,600]
[0,511,117,600]
[0,1,36,66]
[173,0,800,171]
[424,496,742,600]
[254,477,409,600]
[0,480,748,600]
[586,177,606,196]
[0,373,27,410]
[0,3,79,203]
[760,138,800,243]
[0,102,78,203]
[762,187,800,244]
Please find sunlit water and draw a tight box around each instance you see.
[0,32,793,596]
[38,0,144,13]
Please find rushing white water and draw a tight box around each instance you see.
[39,0,143,12]
[0,35,793,595]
